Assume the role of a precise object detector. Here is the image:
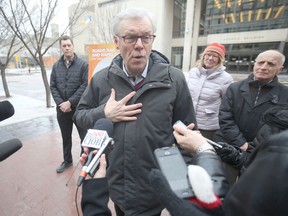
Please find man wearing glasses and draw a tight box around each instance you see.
[74,7,196,216]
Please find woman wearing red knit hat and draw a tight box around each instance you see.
[186,42,233,140]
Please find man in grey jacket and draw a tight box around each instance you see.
[73,7,196,216]
[50,35,88,173]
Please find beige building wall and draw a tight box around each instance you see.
[69,1,97,57]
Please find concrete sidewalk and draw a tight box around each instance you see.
[0,71,56,127]
[0,93,56,127]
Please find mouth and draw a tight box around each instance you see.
[131,55,145,63]
[206,60,215,64]
[133,55,143,59]
[256,70,268,75]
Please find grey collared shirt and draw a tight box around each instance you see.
[123,62,148,85]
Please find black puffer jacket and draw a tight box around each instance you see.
[50,54,88,109]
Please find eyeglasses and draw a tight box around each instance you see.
[205,53,219,59]
[117,35,156,45]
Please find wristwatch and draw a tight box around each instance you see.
[196,143,215,154]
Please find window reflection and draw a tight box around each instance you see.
[204,0,288,35]
[173,0,287,37]
[173,0,187,38]
[171,47,184,69]
[171,0,288,71]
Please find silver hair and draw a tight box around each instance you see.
[112,7,157,35]
[256,50,286,66]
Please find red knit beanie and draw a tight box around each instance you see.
[204,43,226,60]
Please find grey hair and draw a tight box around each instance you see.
[112,7,157,35]
[256,50,286,66]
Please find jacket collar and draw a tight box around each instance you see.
[60,53,78,64]
[108,50,172,83]
[247,73,279,88]
[240,73,281,108]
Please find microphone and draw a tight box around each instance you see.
[0,100,15,122]
[0,138,23,161]
[174,120,223,149]
[77,118,114,186]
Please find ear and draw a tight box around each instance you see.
[277,66,284,74]
[113,35,119,50]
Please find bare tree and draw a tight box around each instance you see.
[0,0,26,98]
[0,0,87,107]
[0,31,23,97]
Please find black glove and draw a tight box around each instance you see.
[215,142,247,169]
[148,169,224,216]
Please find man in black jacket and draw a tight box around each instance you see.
[50,35,88,173]
[215,50,287,151]
[214,50,288,183]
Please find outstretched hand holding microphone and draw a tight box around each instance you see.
[77,118,114,186]
[79,147,112,216]
[80,150,107,178]
[79,145,112,216]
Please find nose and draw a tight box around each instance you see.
[134,37,144,48]
[260,63,268,69]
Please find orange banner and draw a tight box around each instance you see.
[87,44,118,81]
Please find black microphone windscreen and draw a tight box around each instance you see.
[0,138,23,162]
[0,100,15,122]
[93,118,113,137]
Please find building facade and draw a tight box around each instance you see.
[69,0,288,73]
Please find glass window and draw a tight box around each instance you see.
[171,47,184,69]
[203,0,288,35]
[225,42,280,73]
[173,0,187,38]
